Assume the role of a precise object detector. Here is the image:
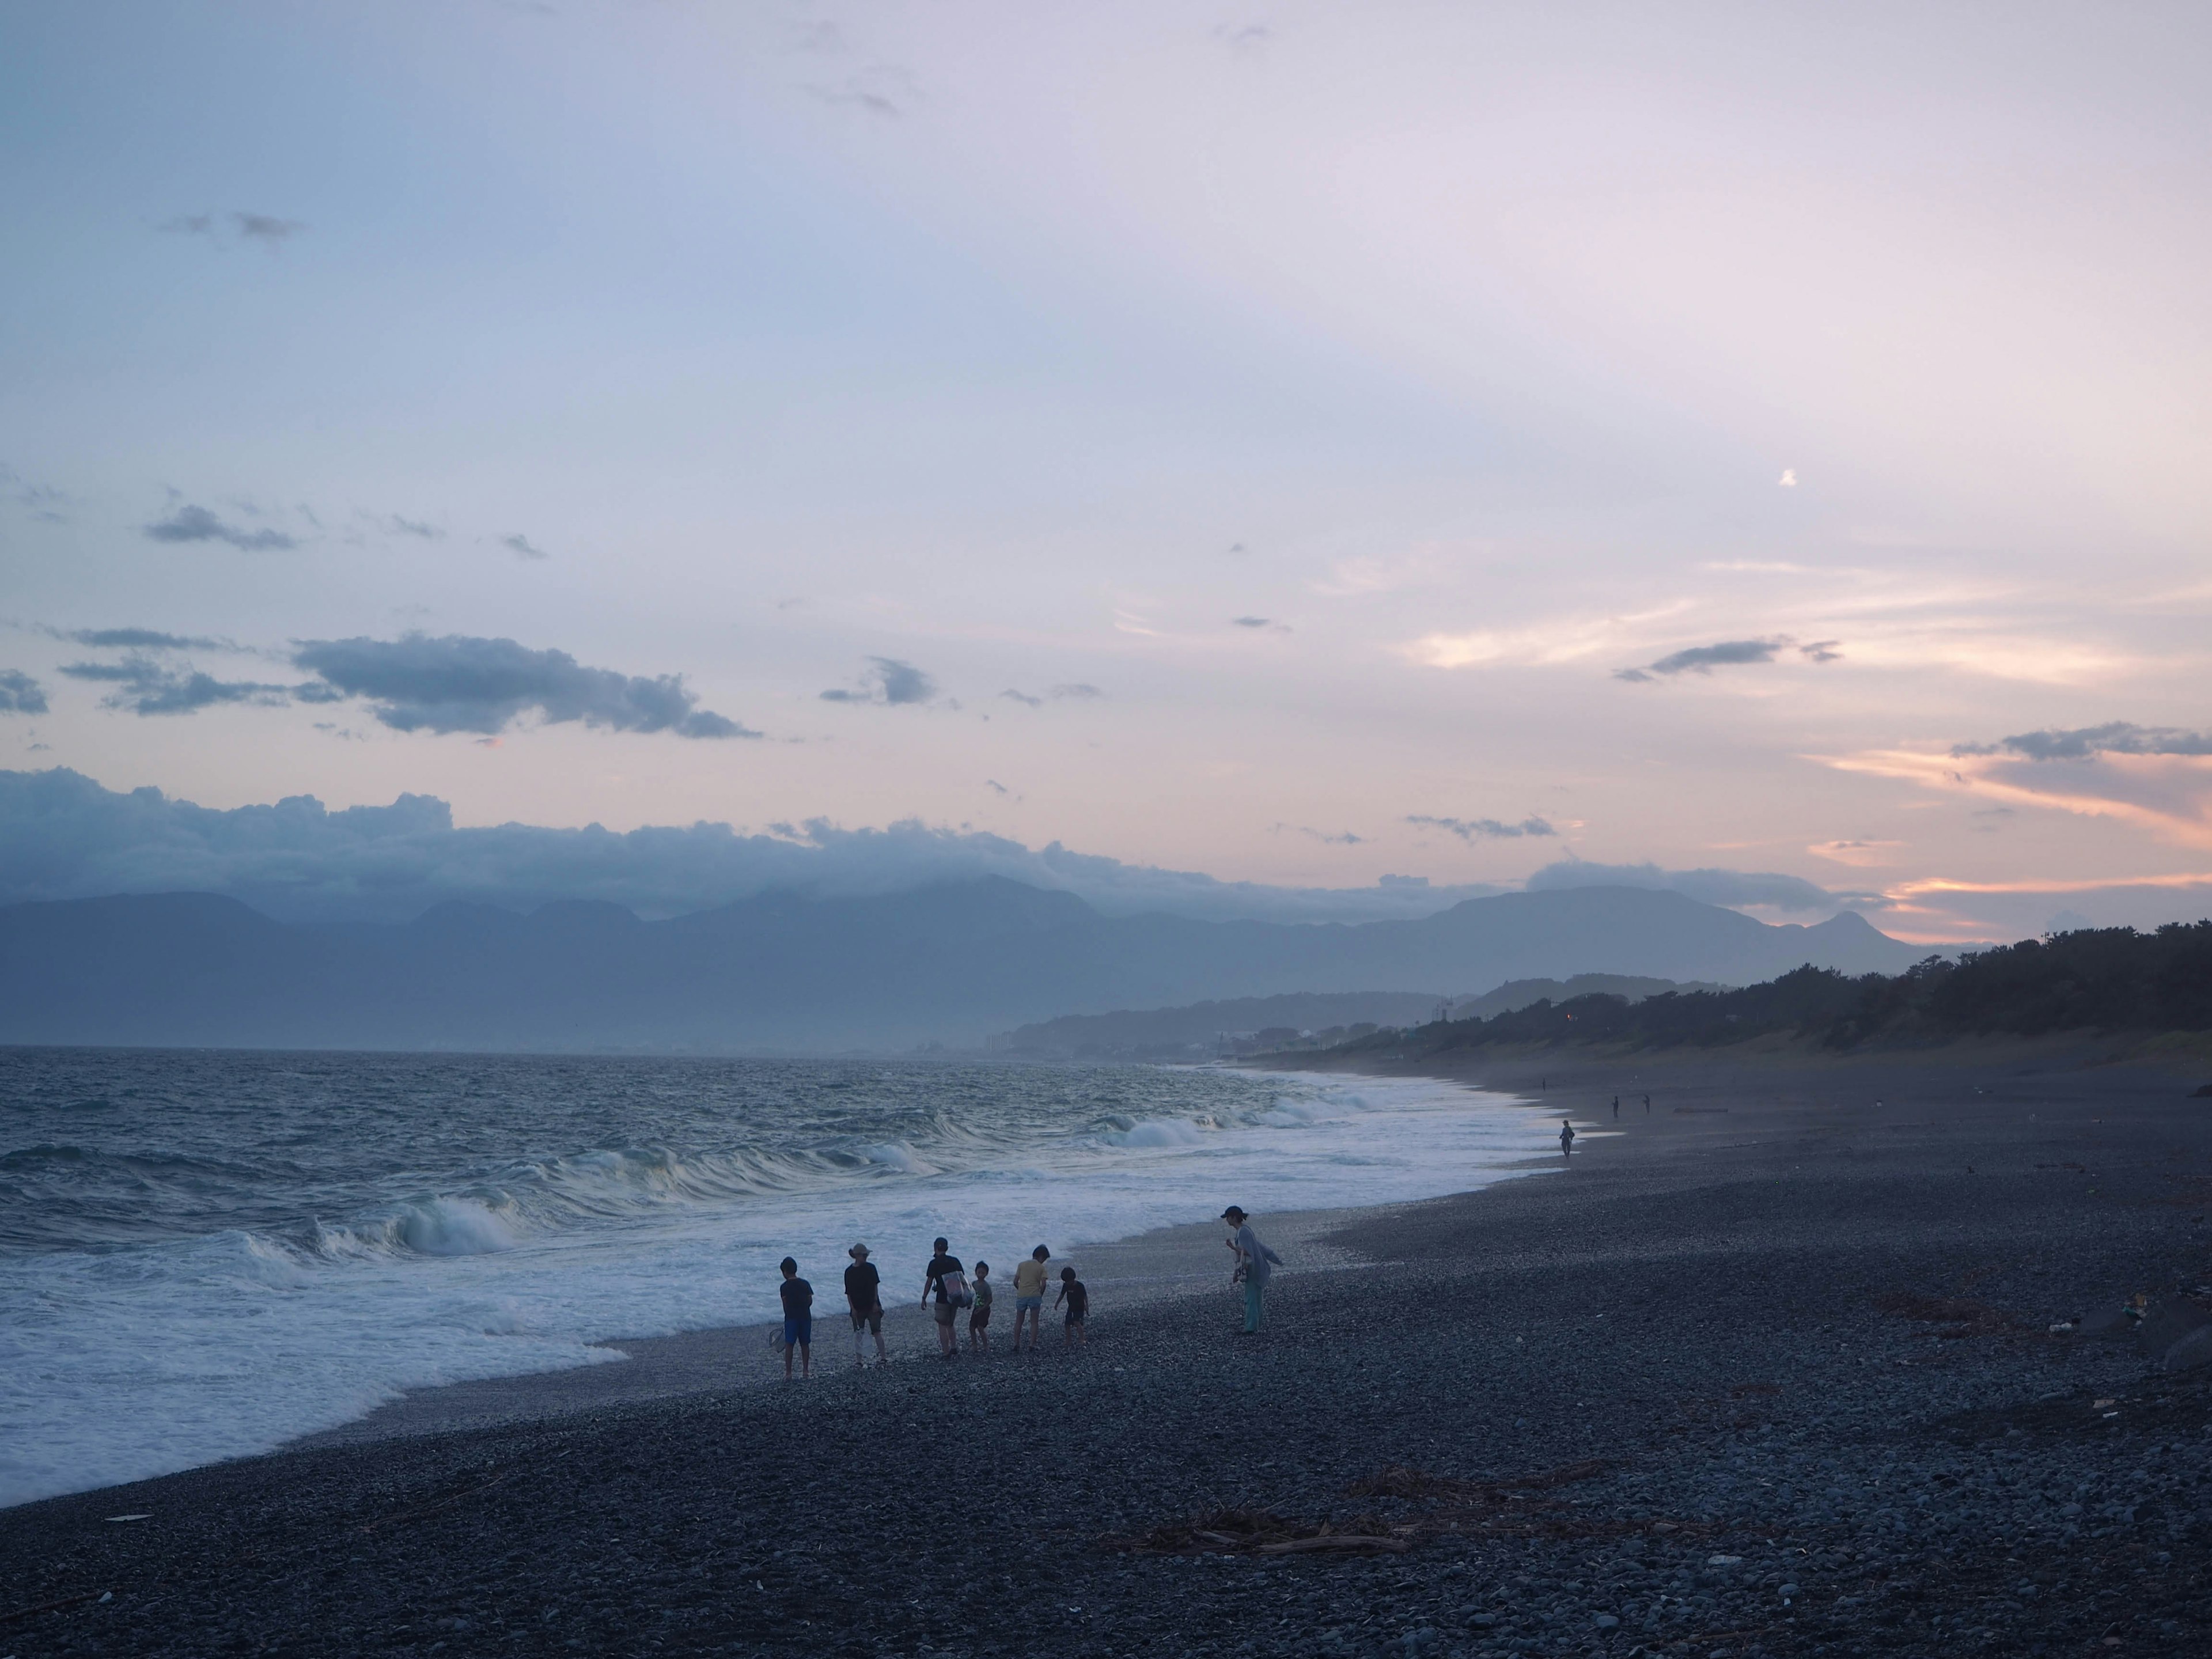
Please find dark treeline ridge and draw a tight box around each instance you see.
[1334,921,2212,1055]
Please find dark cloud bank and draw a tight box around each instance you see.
[291,635,752,738]
[49,630,752,739]
[0,768,1872,929]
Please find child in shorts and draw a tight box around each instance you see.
[968,1260,994,1352]
[778,1256,812,1379]
[1054,1264,1088,1349]
[1012,1244,1050,1353]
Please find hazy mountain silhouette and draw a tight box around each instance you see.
[0,878,1923,1052]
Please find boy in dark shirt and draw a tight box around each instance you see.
[843,1242,885,1368]
[778,1256,813,1379]
[1054,1265,1088,1350]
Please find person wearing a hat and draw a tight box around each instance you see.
[843,1242,887,1368]
[1220,1206,1282,1335]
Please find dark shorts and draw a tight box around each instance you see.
[1064,1311,1086,1327]
[782,1316,812,1347]
[848,1302,881,1334]
[969,1305,991,1329]
[933,1301,957,1325]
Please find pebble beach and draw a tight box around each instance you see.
[7,1046,2211,1658]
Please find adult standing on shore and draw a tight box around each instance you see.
[922,1236,967,1359]
[844,1243,886,1368]
[1221,1206,1282,1336]
[1560,1118,1576,1157]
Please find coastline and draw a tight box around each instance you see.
[9,1044,2212,1656]
[289,1199,1460,1452]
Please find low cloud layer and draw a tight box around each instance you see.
[1953,721,2212,762]
[821,657,937,706]
[291,634,756,738]
[143,505,297,552]
[0,767,1516,926]
[1616,637,1842,682]
[0,671,47,715]
[1526,859,1865,915]
[1407,814,1557,841]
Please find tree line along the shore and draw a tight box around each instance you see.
[1329,920,2212,1056]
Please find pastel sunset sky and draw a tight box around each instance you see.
[4,2,2210,943]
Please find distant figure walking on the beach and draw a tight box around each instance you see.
[968,1260,994,1353]
[1559,1118,1576,1157]
[778,1256,813,1380]
[1012,1244,1050,1353]
[1612,1095,1619,1120]
[1055,1265,1088,1349]
[1221,1206,1282,1335]
[844,1242,885,1368]
[922,1237,968,1359]
[1643,1093,1651,1114]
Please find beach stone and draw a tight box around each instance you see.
[2138,1297,2212,1359]
[2162,1327,2212,1372]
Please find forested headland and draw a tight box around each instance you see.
[1329,921,2212,1056]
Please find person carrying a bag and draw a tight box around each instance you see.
[922,1235,969,1359]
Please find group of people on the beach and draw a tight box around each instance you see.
[768,1205,1283,1377]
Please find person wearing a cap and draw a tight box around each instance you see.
[1220,1206,1282,1335]
[843,1242,886,1368]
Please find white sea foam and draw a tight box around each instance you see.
[0,1069,1551,1508]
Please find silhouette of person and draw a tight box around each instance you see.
[1612,1095,1620,1120]
[1559,1118,1575,1157]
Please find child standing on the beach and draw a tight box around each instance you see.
[778,1256,813,1380]
[1055,1265,1088,1349]
[1559,1118,1576,1157]
[1012,1244,1050,1352]
[968,1260,994,1353]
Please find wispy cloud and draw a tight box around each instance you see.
[373,514,444,540]
[60,656,293,717]
[1953,721,2212,762]
[1614,637,1846,681]
[50,626,229,652]
[293,634,757,738]
[499,533,548,560]
[821,657,937,706]
[998,683,1103,709]
[143,504,297,552]
[158,211,306,245]
[233,212,304,244]
[0,463,67,522]
[1406,813,1556,841]
[1823,743,2212,851]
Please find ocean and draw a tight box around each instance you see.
[0,1048,1557,1508]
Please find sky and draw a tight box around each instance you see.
[3,1,2211,945]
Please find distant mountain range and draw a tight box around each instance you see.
[0,878,1926,1053]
